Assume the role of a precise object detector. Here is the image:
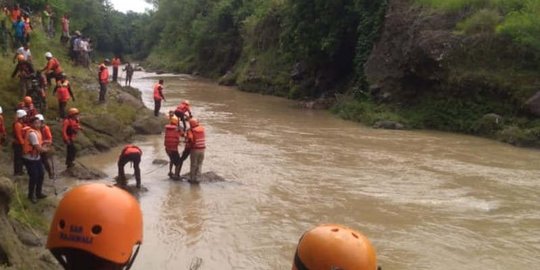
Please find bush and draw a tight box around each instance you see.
[457,9,502,34]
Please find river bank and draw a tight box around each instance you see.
[0,64,166,268]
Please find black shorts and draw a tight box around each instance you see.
[167,150,180,165]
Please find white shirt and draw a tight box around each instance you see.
[16,47,32,61]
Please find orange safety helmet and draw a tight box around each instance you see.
[23,96,32,105]
[68,107,80,116]
[292,224,377,270]
[189,118,199,128]
[47,183,143,266]
[16,54,24,62]
[170,115,179,125]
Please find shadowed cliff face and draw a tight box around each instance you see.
[365,0,462,102]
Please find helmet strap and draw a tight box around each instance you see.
[124,244,141,270]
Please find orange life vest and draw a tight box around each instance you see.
[153,83,163,101]
[41,125,52,144]
[62,118,80,141]
[56,80,70,102]
[122,144,142,156]
[164,124,181,151]
[191,126,206,150]
[12,121,25,145]
[175,103,190,114]
[99,68,109,83]
[47,57,62,73]
[23,127,42,157]
[112,58,121,68]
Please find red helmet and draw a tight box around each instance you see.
[23,96,32,105]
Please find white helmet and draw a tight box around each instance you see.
[16,109,27,118]
[36,114,45,121]
[0,106,3,114]
[45,52,53,58]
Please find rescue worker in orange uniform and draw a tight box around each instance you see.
[117,144,143,189]
[111,56,121,82]
[52,73,75,118]
[186,118,205,184]
[36,114,54,179]
[47,183,143,269]
[62,108,81,168]
[41,52,63,86]
[13,109,27,175]
[98,62,109,102]
[19,96,37,119]
[153,79,165,116]
[292,224,379,270]
[0,106,6,146]
[12,53,34,98]
[174,99,193,131]
[164,116,184,179]
[23,116,50,203]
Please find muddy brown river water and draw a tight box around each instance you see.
[78,71,540,270]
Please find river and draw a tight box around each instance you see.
[78,70,540,270]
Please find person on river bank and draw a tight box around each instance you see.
[123,62,134,87]
[53,73,75,119]
[36,114,54,179]
[47,183,143,269]
[11,53,34,98]
[12,109,27,176]
[41,52,63,86]
[23,116,49,203]
[98,61,109,102]
[187,118,205,184]
[153,79,165,117]
[117,144,143,189]
[292,224,378,270]
[111,56,120,82]
[62,108,81,168]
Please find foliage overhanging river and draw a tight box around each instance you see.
[77,70,540,270]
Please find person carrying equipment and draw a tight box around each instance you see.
[186,118,205,184]
[62,108,81,168]
[117,144,143,189]
[23,116,50,203]
[11,53,34,97]
[174,99,192,131]
[98,62,109,102]
[164,116,184,179]
[41,52,62,86]
[36,114,54,179]
[292,224,379,270]
[53,73,75,119]
[47,183,143,269]
[153,79,165,116]
[12,109,27,175]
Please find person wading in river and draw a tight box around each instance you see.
[292,224,379,270]
[47,183,143,270]
[174,99,192,131]
[187,118,205,184]
[117,144,143,189]
[164,116,184,179]
[123,62,134,87]
[153,79,165,117]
